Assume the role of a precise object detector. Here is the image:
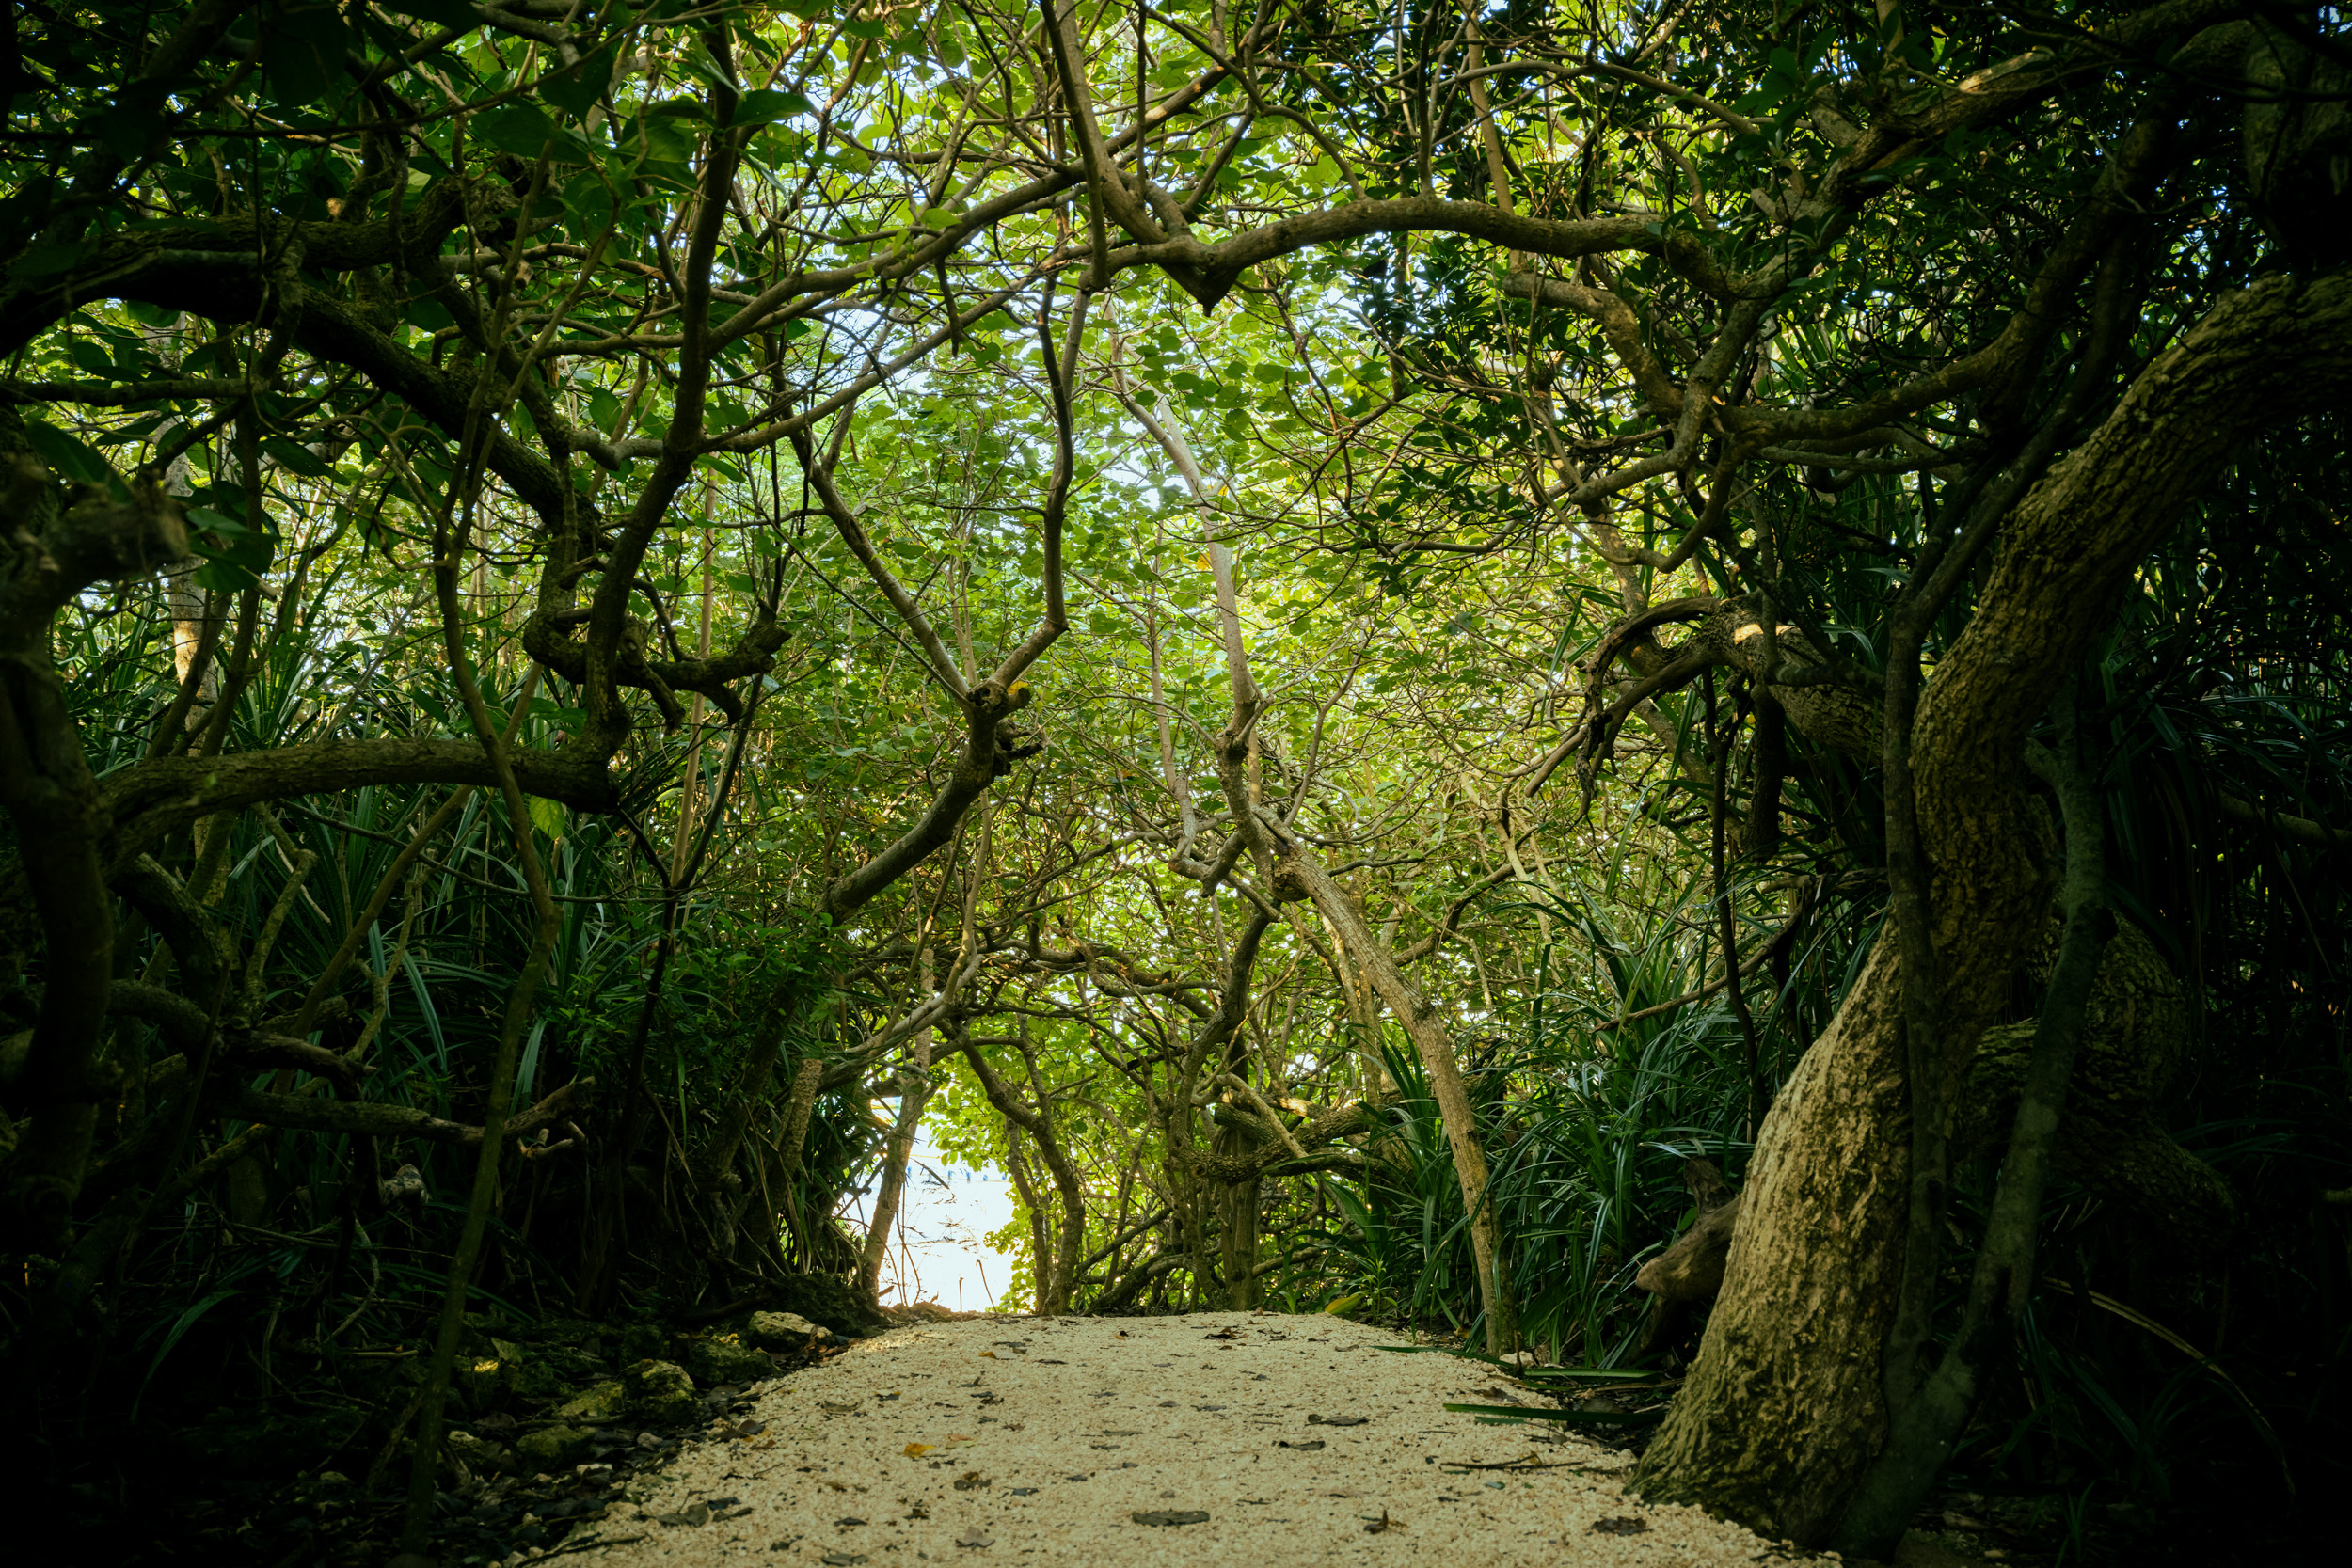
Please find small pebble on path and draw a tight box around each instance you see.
[564,1311,1779,1567]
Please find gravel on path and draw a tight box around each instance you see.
[563,1311,1800,1568]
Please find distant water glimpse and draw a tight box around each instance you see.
[857,1142,1021,1312]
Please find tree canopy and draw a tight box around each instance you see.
[2,1,2347,1561]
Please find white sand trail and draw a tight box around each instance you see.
[568,1311,1794,1568]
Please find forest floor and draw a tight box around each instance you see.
[558,1311,1796,1568]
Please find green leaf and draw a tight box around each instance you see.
[20,419,113,485]
[473,103,559,159]
[262,3,354,108]
[472,103,598,164]
[737,87,817,126]
[188,503,274,589]
[562,177,617,240]
[94,82,167,162]
[540,42,621,118]
[194,560,260,592]
[132,1289,240,1421]
[8,239,97,280]
[263,437,329,477]
[528,796,568,839]
[1443,1402,1662,1425]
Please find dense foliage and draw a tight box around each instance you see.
[0,1,2345,1562]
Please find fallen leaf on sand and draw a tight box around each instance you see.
[1364,1510,1406,1534]
[980,1351,998,1359]
[904,1443,934,1457]
[953,1470,991,1491]
[655,1503,710,1528]
[1308,1414,1369,1427]
[1591,1516,1649,1535]
[1279,1440,1326,1451]
[820,1555,867,1566]
[956,1531,994,1548]
[1131,1510,1210,1527]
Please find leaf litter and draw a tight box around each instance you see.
[571,1312,1788,1567]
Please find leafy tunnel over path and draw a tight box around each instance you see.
[1,4,2347,1564]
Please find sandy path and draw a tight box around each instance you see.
[566,1312,1791,1567]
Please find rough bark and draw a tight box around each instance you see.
[1606,594,2233,1250]
[1957,922,2232,1260]
[1171,1098,1381,1184]
[0,449,187,1243]
[1637,270,2352,1544]
[223,1077,592,1148]
[1634,1158,1743,1354]
[1635,941,1912,1538]
[1833,684,2113,1557]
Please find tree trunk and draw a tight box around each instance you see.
[1637,270,2352,1544]
[1634,942,1910,1539]
[1218,1166,1262,1309]
[0,434,187,1245]
[959,1031,1088,1314]
[858,951,935,1307]
[1275,845,1518,1353]
[856,1048,930,1307]
[1043,1135,1086,1315]
[776,1056,824,1263]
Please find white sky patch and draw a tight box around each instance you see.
[866,1141,1021,1314]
